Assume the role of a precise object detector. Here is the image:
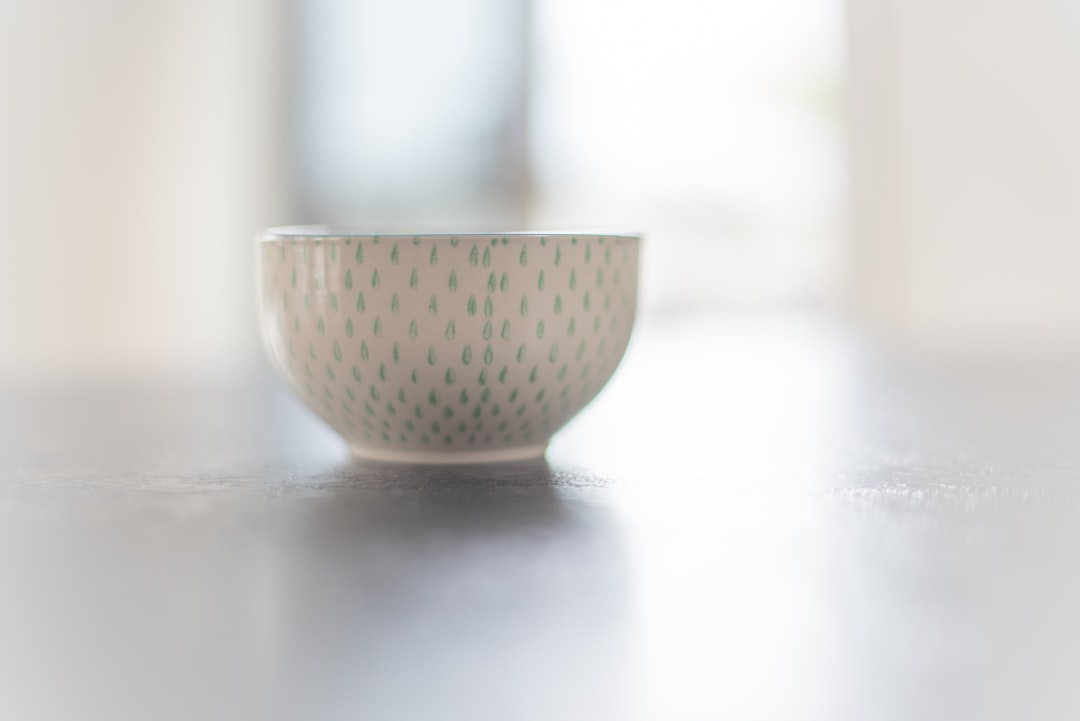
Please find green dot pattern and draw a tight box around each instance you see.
[259,234,639,456]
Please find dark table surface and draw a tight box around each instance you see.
[2,313,1080,721]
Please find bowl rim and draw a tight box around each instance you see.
[260,226,643,242]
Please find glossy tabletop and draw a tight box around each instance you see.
[1,314,1079,721]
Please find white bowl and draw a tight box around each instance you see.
[257,227,640,463]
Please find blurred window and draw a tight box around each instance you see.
[294,0,845,313]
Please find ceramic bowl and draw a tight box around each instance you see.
[257,227,640,462]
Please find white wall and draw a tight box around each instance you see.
[0,0,289,379]
[849,0,1080,351]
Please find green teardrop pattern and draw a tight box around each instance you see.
[259,235,636,452]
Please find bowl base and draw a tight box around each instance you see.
[347,443,548,465]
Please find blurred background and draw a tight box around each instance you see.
[1,0,1079,379]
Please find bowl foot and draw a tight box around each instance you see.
[347,443,548,465]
